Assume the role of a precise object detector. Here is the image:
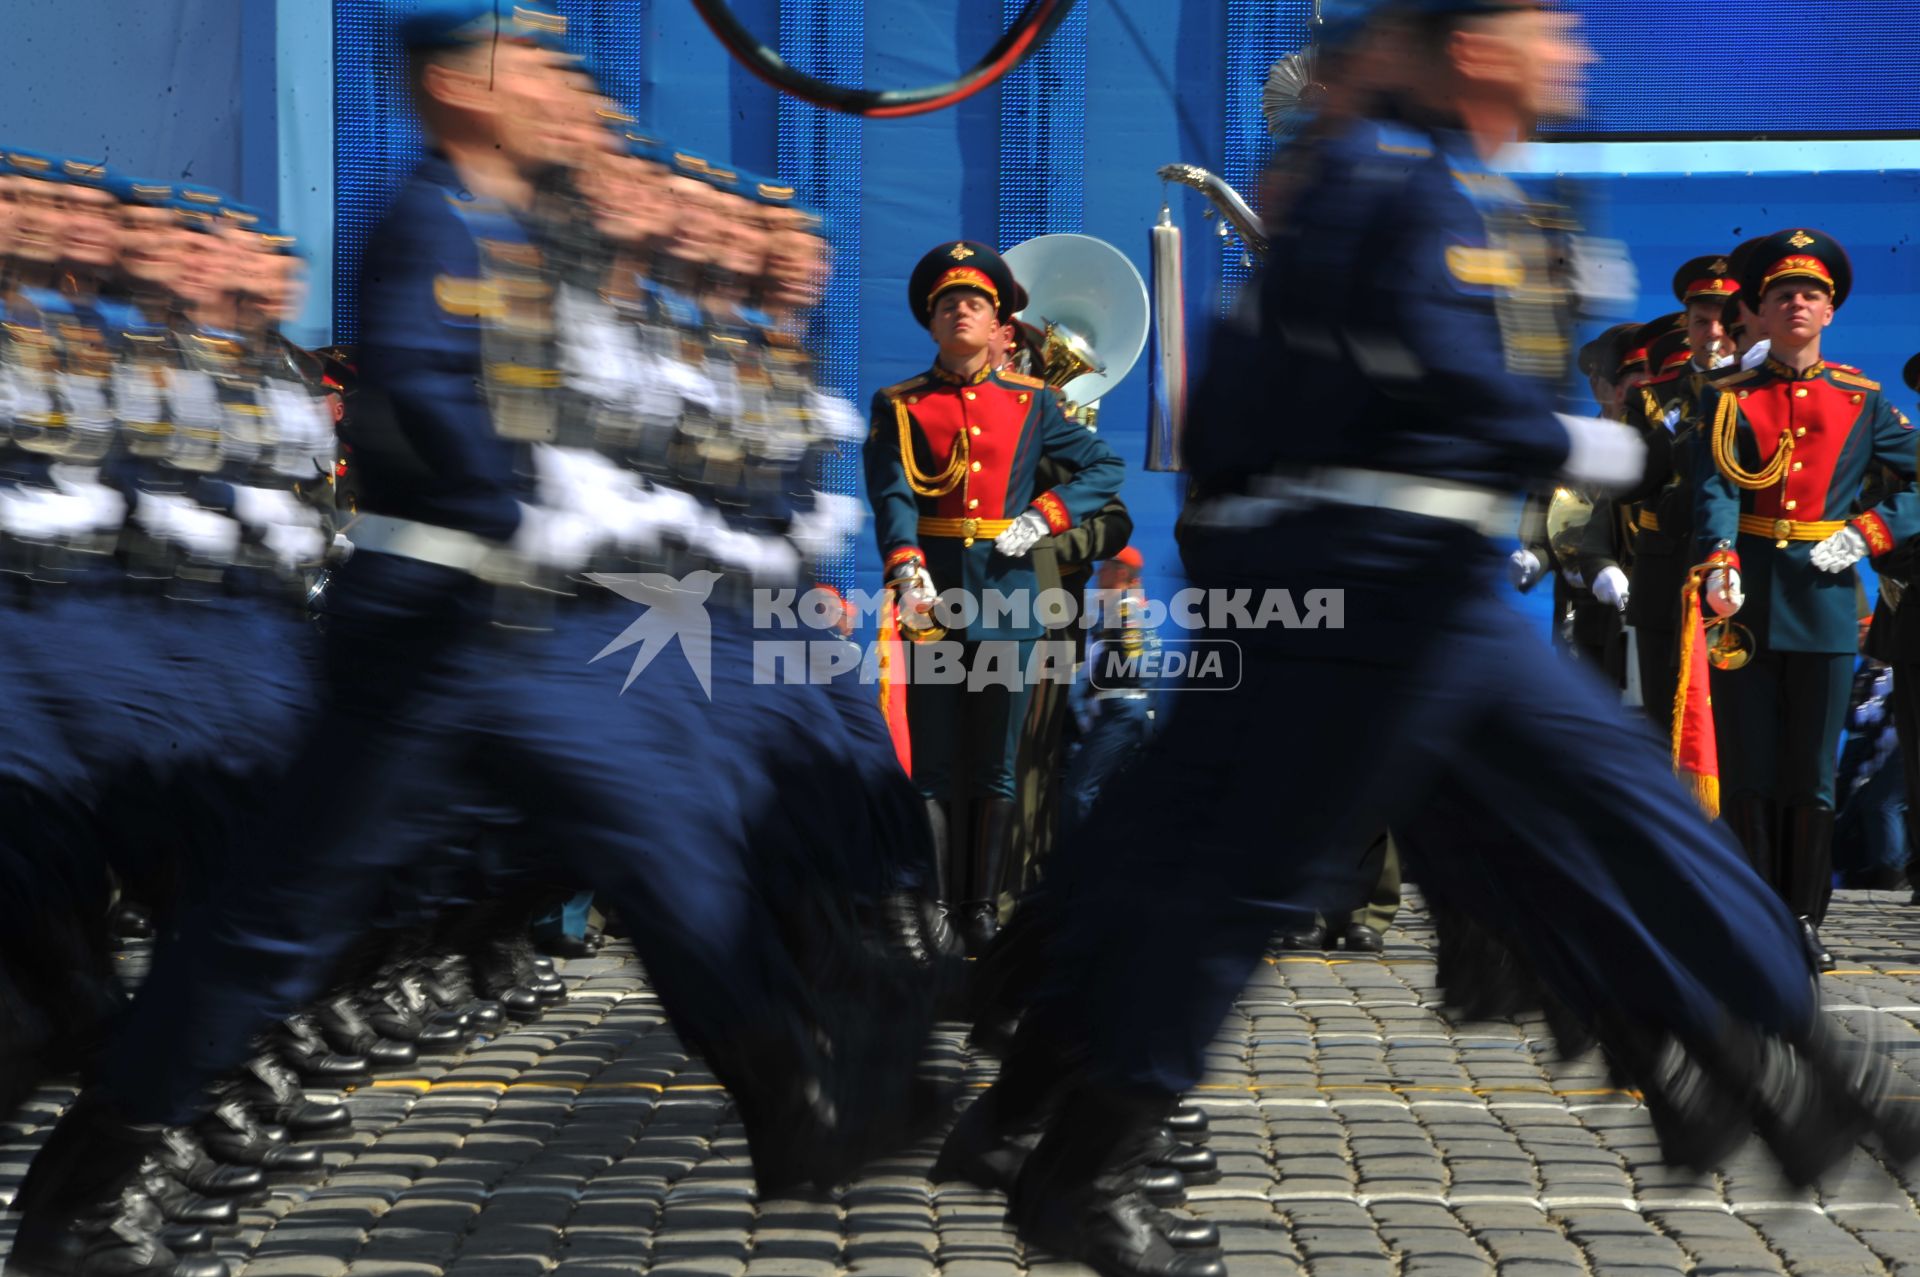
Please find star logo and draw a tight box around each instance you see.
[587,571,720,698]
[1788,230,1816,249]
[949,244,975,261]
[1709,259,1727,275]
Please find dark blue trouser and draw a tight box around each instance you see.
[1712,649,1852,809]
[1063,696,1154,831]
[1024,510,1816,1096]
[96,555,805,1125]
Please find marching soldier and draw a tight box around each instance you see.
[863,240,1123,955]
[1694,228,1920,969]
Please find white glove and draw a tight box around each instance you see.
[1705,567,1744,618]
[992,509,1051,558]
[1507,548,1543,591]
[1592,564,1629,613]
[891,564,939,630]
[511,502,601,572]
[1556,414,1648,491]
[48,465,127,534]
[1810,525,1869,574]
[262,521,327,570]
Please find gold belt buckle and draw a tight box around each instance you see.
[1774,518,1792,549]
[962,517,978,547]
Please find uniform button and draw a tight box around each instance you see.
[907,396,918,405]
[968,499,979,510]
[1795,427,1807,437]
[1738,390,1749,400]
[1795,387,1809,399]
[965,391,977,401]
[1786,500,1798,511]
[1853,394,1864,404]
[1792,461,1803,472]
[970,461,982,473]
[970,426,981,437]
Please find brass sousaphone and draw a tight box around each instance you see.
[1001,233,1151,429]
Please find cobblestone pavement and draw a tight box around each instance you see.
[4,888,1919,1276]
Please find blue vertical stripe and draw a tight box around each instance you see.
[778,0,864,593]
[1220,0,1311,310]
[331,0,650,341]
[997,0,1088,246]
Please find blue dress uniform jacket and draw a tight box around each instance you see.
[863,365,1123,641]
[1692,359,1920,653]
[353,151,531,542]
[1212,121,1574,494]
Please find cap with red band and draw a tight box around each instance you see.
[1740,228,1852,309]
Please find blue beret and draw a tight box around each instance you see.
[60,157,114,189]
[700,164,742,196]
[400,0,569,51]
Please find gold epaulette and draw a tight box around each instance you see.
[1831,367,1881,391]
[881,374,928,400]
[1713,367,1761,389]
[995,370,1045,390]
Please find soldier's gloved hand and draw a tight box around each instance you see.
[889,561,940,630]
[993,509,1051,558]
[1592,565,1630,613]
[1507,548,1543,591]
[1705,567,1744,618]
[1556,414,1648,492]
[1810,525,1870,574]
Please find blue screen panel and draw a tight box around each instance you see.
[1549,0,1920,138]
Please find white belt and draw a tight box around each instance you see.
[1094,689,1151,702]
[341,513,515,577]
[1193,468,1520,538]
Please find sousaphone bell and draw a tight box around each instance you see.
[1002,234,1151,429]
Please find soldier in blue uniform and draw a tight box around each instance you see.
[1692,228,1920,970]
[940,6,1918,1275]
[8,10,929,1274]
[863,241,1123,954]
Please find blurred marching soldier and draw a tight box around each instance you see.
[864,241,1124,956]
[1694,228,1920,970]
[7,8,936,1274]
[1863,352,1920,904]
[943,7,1920,1275]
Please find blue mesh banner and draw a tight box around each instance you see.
[997,0,1088,247]
[1549,0,1920,138]
[778,0,864,594]
[331,0,648,341]
[1221,0,1312,311]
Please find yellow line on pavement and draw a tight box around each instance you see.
[1187,1081,1642,1101]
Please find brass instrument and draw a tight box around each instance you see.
[1155,164,1268,262]
[1705,618,1755,671]
[1544,486,1594,573]
[1001,234,1151,427]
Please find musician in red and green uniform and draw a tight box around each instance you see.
[863,241,1124,955]
[1692,229,1920,969]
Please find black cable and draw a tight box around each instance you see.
[689,0,1078,119]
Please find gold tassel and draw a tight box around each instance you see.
[895,397,968,498]
[1709,389,1793,491]
[1683,770,1720,822]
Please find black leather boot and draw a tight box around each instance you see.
[195,1102,321,1174]
[958,798,1016,957]
[923,798,962,957]
[1723,794,1780,897]
[1165,1103,1210,1144]
[7,1095,228,1277]
[149,1131,264,1199]
[231,1055,350,1136]
[1782,805,1836,972]
[311,998,417,1068]
[135,1163,237,1229]
[1147,1127,1220,1186]
[1010,1086,1225,1277]
[270,1016,370,1081]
